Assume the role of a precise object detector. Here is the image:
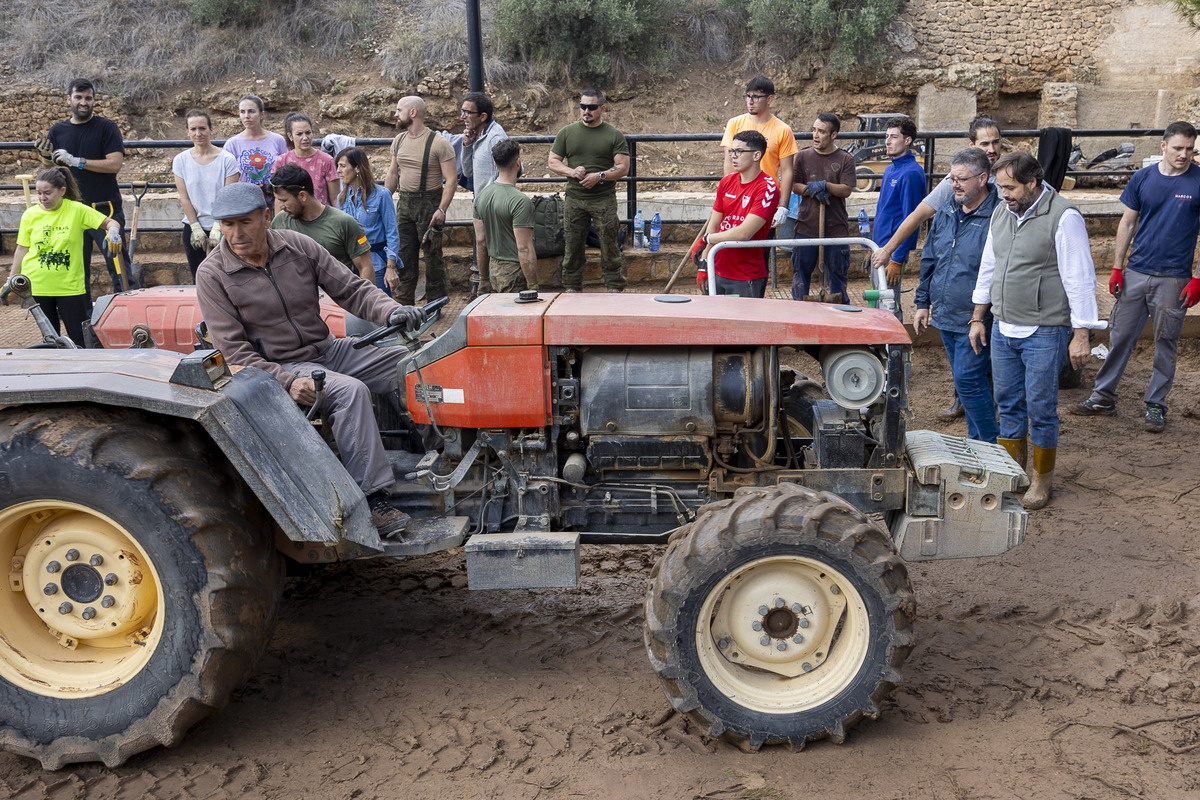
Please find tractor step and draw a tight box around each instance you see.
[381,515,470,557]
[465,532,581,590]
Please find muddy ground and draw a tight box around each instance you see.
[2,306,1200,799]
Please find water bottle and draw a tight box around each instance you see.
[633,210,645,250]
[649,212,661,253]
[858,208,870,239]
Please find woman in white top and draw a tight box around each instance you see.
[172,109,240,279]
[222,94,288,192]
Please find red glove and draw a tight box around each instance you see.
[696,268,708,293]
[1108,268,1123,296]
[1181,277,1200,308]
[690,235,706,266]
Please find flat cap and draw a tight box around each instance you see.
[211,182,267,220]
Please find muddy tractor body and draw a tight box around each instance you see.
[0,290,1027,768]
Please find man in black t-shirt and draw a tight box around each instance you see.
[38,78,138,302]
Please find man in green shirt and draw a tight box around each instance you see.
[548,89,630,292]
[269,164,373,281]
[472,139,538,293]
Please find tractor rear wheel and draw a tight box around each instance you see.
[644,484,914,750]
[0,405,283,768]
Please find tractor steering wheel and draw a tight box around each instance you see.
[352,296,449,349]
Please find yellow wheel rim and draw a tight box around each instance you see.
[698,554,870,714]
[0,501,164,698]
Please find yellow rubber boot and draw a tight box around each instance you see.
[998,437,1027,472]
[1022,445,1056,510]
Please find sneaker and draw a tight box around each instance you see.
[1145,404,1166,433]
[1068,397,1116,416]
[370,497,411,539]
[937,396,964,421]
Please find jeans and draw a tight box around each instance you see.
[1090,270,1187,411]
[990,324,1070,449]
[941,328,997,442]
[790,238,850,301]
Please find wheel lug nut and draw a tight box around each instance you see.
[776,641,787,651]
[65,549,80,562]
[793,634,804,644]
[717,638,730,650]
[830,585,840,595]
[82,607,97,620]
[802,662,813,672]
[799,618,810,629]
[58,602,73,615]
[46,561,61,574]
[101,595,115,608]
[774,598,785,608]
[43,583,59,595]
[89,554,104,567]
[751,620,762,631]
[758,605,768,615]
[104,573,118,586]
[759,635,770,647]
[791,603,802,613]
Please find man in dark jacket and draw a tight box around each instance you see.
[914,148,1000,442]
[196,183,426,539]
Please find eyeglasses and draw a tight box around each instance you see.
[579,103,600,111]
[744,94,769,101]
[728,148,757,158]
[949,172,986,185]
[460,109,481,117]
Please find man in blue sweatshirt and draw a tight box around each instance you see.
[873,115,926,321]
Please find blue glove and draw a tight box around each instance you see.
[806,180,827,197]
[814,189,832,205]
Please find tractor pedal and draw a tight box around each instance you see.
[380,515,469,557]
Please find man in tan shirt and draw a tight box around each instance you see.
[384,95,457,305]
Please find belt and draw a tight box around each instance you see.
[370,241,387,254]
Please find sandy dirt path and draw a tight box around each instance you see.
[2,315,1199,799]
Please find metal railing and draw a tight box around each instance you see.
[1,127,1163,240]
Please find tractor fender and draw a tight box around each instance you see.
[0,348,383,552]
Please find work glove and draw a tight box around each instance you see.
[696,268,708,293]
[885,260,903,286]
[813,189,832,205]
[105,227,122,257]
[388,304,427,331]
[1181,277,1200,308]
[1108,268,1123,296]
[208,226,223,248]
[34,136,54,164]
[53,149,83,169]
[772,207,787,227]
[806,180,827,197]
[189,222,207,250]
[690,235,706,268]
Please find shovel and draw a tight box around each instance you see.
[802,205,835,303]
[124,181,148,289]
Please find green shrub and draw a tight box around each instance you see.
[494,0,683,81]
[744,0,900,78]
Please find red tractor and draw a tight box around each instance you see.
[0,285,1026,768]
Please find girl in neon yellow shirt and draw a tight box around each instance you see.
[11,167,120,345]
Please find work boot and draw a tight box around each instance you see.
[1145,404,1166,433]
[369,495,411,539]
[937,395,964,421]
[998,437,1027,472]
[1022,445,1056,510]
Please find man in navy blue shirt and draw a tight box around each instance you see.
[1069,121,1200,433]
[914,148,1001,442]
[873,116,926,321]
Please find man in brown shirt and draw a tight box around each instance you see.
[196,183,425,539]
[384,95,458,305]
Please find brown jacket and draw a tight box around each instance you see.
[196,229,399,389]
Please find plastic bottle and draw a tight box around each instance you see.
[649,212,661,253]
[633,210,645,250]
[858,208,870,239]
